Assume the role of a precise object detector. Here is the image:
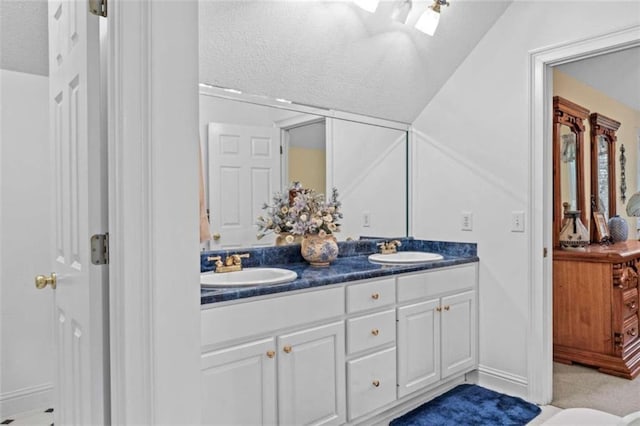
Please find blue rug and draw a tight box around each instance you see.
[390,384,541,426]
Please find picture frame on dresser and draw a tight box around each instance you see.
[593,211,610,243]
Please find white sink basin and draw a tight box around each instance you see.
[201,267,298,288]
[368,251,444,265]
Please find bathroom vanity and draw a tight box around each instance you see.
[200,239,478,425]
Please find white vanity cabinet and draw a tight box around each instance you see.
[201,287,346,426]
[200,262,478,425]
[396,264,477,399]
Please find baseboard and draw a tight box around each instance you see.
[468,365,529,400]
[0,383,53,419]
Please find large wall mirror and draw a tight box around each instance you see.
[590,112,621,221]
[553,96,589,247]
[199,87,409,249]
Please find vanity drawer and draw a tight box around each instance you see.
[347,347,396,421]
[622,315,639,347]
[346,278,395,313]
[347,309,395,354]
[397,264,476,303]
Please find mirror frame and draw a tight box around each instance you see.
[589,112,621,227]
[553,96,589,247]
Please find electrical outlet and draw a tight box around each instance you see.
[363,211,371,228]
[461,212,473,231]
[512,211,525,232]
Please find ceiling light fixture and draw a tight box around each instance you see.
[353,0,380,13]
[415,0,449,36]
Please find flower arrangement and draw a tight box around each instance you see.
[256,182,342,242]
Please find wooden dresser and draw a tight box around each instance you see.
[554,241,640,379]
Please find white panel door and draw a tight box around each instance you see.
[441,291,476,379]
[397,299,440,398]
[208,123,280,248]
[277,321,346,426]
[46,1,108,424]
[201,338,277,425]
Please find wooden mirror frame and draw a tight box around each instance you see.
[590,112,621,227]
[553,96,589,247]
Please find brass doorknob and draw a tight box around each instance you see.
[371,329,380,336]
[35,273,57,290]
[372,380,380,387]
[266,350,276,359]
[283,345,292,354]
[212,233,221,241]
[371,293,380,300]
[444,305,450,311]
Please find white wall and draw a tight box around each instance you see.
[411,1,640,396]
[330,119,407,239]
[0,69,52,416]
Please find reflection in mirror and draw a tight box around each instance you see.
[589,112,621,226]
[199,89,408,249]
[552,96,589,247]
[596,135,610,218]
[559,127,578,211]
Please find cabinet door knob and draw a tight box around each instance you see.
[371,293,380,300]
[266,350,275,359]
[283,345,292,354]
[444,305,450,311]
[628,328,637,337]
[628,301,637,310]
[436,306,442,312]
[371,328,380,336]
[372,380,380,387]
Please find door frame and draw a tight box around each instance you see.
[528,24,640,404]
[107,1,201,423]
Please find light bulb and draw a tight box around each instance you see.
[353,0,379,13]
[415,7,440,36]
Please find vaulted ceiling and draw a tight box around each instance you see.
[199,1,513,123]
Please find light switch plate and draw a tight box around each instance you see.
[512,211,525,232]
[363,211,371,227]
[461,212,473,231]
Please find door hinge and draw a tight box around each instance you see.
[280,145,283,155]
[91,233,109,265]
[543,247,548,258]
[89,0,107,17]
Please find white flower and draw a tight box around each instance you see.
[328,223,337,231]
[300,214,308,221]
[318,229,327,238]
[285,234,295,243]
[281,206,289,214]
[323,214,333,223]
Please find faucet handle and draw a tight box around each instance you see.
[207,255,221,262]
[231,253,250,265]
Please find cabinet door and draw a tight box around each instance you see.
[397,299,440,398]
[441,290,476,379]
[278,321,346,426]
[201,338,276,425]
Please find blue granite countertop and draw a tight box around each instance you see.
[201,238,478,305]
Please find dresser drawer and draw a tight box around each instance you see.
[347,347,396,421]
[347,309,395,354]
[622,288,639,319]
[346,278,395,314]
[617,315,639,351]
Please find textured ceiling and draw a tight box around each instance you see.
[199,1,512,123]
[557,47,640,112]
[0,0,49,76]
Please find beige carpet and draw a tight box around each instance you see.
[552,362,640,416]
